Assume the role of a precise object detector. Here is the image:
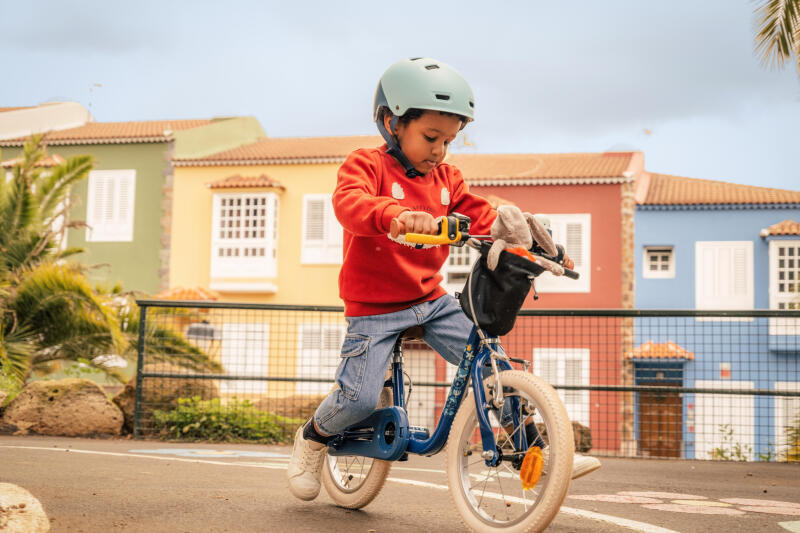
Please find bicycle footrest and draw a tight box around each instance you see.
[327,407,410,461]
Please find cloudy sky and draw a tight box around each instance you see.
[2,1,798,189]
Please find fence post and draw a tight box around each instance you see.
[133,304,148,439]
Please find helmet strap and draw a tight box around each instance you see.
[377,114,424,178]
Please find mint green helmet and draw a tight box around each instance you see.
[373,57,475,123]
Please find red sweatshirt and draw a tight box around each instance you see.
[333,145,496,316]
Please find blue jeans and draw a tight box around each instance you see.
[314,294,483,435]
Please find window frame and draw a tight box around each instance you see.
[210,192,279,279]
[533,347,591,426]
[296,323,346,395]
[643,245,675,279]
[535,213,591,293]
[85,169,136,242]
[220,322,270,395]
[441,244,480,295]
[694,240,754,311]
[768,239,800,335]
[301,193,342,265]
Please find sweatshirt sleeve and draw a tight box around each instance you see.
[333,149,409,236]
[448,166,497,236]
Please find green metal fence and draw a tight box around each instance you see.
[134,299,800,461]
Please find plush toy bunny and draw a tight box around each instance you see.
[487,205,532,270]
[487,205,559,271]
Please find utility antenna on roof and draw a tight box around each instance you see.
[88,83,102,112]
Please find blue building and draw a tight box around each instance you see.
[633,172,800,460]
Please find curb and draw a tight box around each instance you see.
[0,482,50,533]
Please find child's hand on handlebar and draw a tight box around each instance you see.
[562,254,574,270]
[391,211,439,238]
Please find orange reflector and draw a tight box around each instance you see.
[520,446,544,490]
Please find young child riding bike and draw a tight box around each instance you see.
[288,57,600,501]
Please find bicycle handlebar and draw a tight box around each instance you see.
[391,214,580,280]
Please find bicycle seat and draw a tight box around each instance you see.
[401,326,424,341]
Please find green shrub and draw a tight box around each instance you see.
[152,396,302,444]
[781,412,800,463]
[708,424,752,461]
[0,365,23,407]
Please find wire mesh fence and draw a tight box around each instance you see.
[134,300,800,462]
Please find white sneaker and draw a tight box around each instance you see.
[570,453,601,479]
[541,447,601,480]
[287,423,327,501]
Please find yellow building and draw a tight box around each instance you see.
[170,134,381,305]
[168,135,381,399]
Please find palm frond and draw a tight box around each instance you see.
[10,262,124,360]
[36,154,94,223]
[754,0,800,69]
[0,324,36,386]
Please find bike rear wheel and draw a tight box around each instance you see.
[321,388,393,509]
[446,370,574,533]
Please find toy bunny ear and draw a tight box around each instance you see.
[486,239,508,270]
[524,213,558,256]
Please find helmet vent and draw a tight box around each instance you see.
[425,64,440,70]
[410,57,422,61]
[435,94,451,101]
[469,101,474,108]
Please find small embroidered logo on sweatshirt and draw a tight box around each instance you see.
[392,183,405,200]
[441,187,450,205]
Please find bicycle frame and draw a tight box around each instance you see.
[327,326,525,467]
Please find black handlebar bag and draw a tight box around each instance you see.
[457,242,545,336]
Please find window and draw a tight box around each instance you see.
[85,169,136,242]
[210,193,278,278]
[297,324,345,395]
[220,323,269,395]
[301,194,342,264]
[535,214,591,293]
[533,348,590,426]
[774,382,800,460]
[769,240,800,335]
[694,380,754,461]
[643,246,675,279]
[441,245,479,295]
[695,241,753,310]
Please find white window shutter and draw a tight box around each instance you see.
[86,170,135,242]
[695,241,753,310]
[301,194,342,264]
[535,214,590,293]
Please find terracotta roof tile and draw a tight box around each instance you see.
[155,286,220,301]
[626,341,694,360]
[447,152,635,183]
[1,154,65,168]
[641,173,800,205]
[0,119,214,146]
[0,106,35,113]
[175,135,383,165]
[206,174,285,190]
[761,219,800,237]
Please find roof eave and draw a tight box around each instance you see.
[466,175,633,186]
[173,156,347,167]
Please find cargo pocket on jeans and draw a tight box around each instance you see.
[336,333,370,401]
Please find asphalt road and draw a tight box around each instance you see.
[1,435,799,533]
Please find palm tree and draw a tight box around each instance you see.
[754,0,800,76]
[0,135,124,385]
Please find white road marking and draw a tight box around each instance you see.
[2,445,678,533]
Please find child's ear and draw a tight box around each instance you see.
[383,113,395,134]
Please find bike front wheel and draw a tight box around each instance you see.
[446,370,574,533]
[321,387,393,509]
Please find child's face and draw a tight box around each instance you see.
[386,110,463,175]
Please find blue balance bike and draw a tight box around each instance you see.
[322,215,577,533]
